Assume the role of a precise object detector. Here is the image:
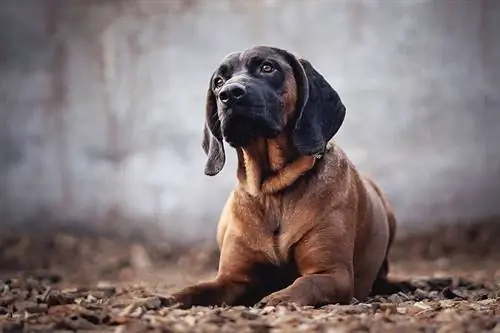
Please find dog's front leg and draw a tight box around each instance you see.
[258,223,355,307]
[257,270,353,307]
[168,236,259,308]
[169,277,248,308]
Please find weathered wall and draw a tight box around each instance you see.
[1,0,499,242]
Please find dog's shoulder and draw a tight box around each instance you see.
[315,141,358,185]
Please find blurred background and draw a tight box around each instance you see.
[1,0,499,245]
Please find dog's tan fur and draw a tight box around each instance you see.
[169,49,397,308]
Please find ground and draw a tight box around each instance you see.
[0,218,499,333]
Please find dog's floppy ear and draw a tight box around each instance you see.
[201,74,226,176]
[281,51,346,156]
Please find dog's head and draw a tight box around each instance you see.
[202,46,346,176]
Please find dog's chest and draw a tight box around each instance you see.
[253,199,304,267]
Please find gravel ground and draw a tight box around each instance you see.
[0,218,499,333]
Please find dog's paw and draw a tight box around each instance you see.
[164,290,195,309]
[256,291,302,308]
[160,295,182,308]
[173,296,194,309]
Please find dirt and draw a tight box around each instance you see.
[0,218,499,333]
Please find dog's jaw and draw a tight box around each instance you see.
[221,111,282,149]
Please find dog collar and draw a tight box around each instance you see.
[313,153,323,160]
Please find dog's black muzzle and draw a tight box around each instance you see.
[218,82,283,148]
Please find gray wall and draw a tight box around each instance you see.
[1,0,499,242]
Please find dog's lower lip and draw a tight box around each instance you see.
[224,135,253,148]
[221,115,254,148]
[221,110,283,147]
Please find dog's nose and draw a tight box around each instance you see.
[218,83,246,106]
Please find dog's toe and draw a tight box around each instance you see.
[257,291,300,307]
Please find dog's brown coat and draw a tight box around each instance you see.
[170,48,397,308]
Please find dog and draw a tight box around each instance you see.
[168,46,398,308]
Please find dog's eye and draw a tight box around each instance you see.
[213,77,224,89]
[260,63,275,74]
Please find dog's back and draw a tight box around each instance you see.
[362,175,397,250]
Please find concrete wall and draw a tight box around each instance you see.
[1,0,499,242]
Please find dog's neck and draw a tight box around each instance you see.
[236,134,317,196]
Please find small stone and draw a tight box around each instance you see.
[144,297,162,310]
[53,316,97,330]
[397,291,412,301]
[397,307,408,314]
[388,293,403,304]
[477,298,496,306]
[413,301,432,311]
[0,294,16,307]
[80,310,104,325]
[46,292,75,306]
[259,306,276,315]
[119,303,138,317]
[240,311,259,320]
[25,303,48,314]
[371,302,381,313]
[414,288,429,300]
[14,300,39,312]
[109,315,130,325]
[86,294,98,303]
[442,288,465,300]
[6,278,22,289]
[379,303,397,314]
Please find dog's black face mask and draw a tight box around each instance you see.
[202,46,346,176]
[211,50,287,148]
